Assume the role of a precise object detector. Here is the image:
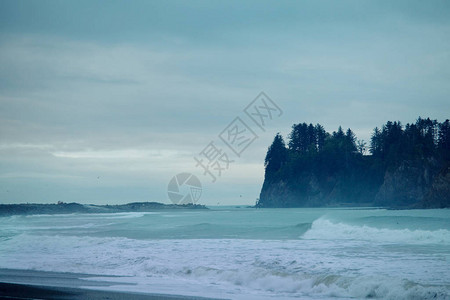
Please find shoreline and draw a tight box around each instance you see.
[0,269,224,300]
[0,282,219,300]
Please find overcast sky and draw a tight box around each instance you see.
[1,0,449,205]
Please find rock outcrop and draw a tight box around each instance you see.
[374,158,440,207]
[258,158,450,208]
[422,164,450,208]
[258,117,450,208]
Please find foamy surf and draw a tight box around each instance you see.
[0,208,448,299]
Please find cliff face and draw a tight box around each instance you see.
[422,165,450,208]
[258,158,449,208]
[259,174,326,207]
[374,159,440,207]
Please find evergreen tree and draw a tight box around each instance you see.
[265,133,288,174]
[345,128,357,152]
[370,127,382,156]
[334,126,345,139]
[307,123,317,153]
[315,124,327,152]
[289,123,318,153]
[438,119,450,161]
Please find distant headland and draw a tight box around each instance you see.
[0,202,208,216]
[258,117,450,209]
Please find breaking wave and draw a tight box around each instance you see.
[302,218,450,245]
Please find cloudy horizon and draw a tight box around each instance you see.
[1,0,449,205]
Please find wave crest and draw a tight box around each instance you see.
[303,218,450,244]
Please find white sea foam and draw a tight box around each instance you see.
[0,233,448,299]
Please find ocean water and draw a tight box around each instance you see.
[0,207,449,299]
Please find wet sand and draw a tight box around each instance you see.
[0,269,224,300]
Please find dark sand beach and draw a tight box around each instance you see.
[0,269,223,300]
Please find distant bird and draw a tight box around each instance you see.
[239,195,242,197]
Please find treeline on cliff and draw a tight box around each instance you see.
[258,117,450,208]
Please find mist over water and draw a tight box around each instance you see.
[0,207,449,299]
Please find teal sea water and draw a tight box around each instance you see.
[0,207,449,299]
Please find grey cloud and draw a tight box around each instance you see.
[1,1,449,205]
